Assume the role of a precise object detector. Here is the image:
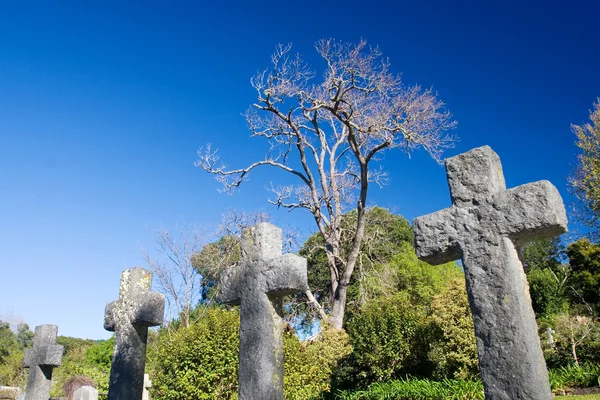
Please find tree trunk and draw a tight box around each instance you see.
[329,284,348,329]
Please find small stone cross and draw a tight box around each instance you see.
[104,267,165,400]
[73,386,98,400]
[220,222,308,400]
[23,325,63,400]
[413,146,567,400]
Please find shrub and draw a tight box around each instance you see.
[152,307,239,400]
[428,278,479,380]
[284,327,352,400]
[338,292,426,388]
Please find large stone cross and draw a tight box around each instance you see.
[23,325,63,400]
[104,267,165,400]
[220,222,308,400]
[413,146,567,400]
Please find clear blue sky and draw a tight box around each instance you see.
[1,1,599,339]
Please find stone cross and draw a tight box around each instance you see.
[220,222,308,400]
[104,267,165,400]
[413,146,567,400]
[142,374,151,400]
[73,386,98,400]
[22,325,63,400]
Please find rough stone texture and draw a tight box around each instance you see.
[413,146,567,400]
[104,267,165,400]
[73,386,98,400]
[22,325,63,400]
[220,222,308,400]
[142,374,151,400]
[0,386,22,399]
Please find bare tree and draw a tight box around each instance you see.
[142,224,205,329]
[198,39,457,329]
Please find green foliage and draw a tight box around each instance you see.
[0,348,26,387]
[570,99,600,240]
[152,306,352,400]
[152,307,240,400]
[15,324,33,349]
[566,238,600,310]
[335,377,484,400]
[0,321,27,387]
[50,340,110,397]
[522,237,570,317]
[541,313,600,367]
[428,278,479,380]
[300,207,414,312]
[339,292,426,387]
[284,327,352,399]
[548,363,600,391]
[56,336,96,354]
[86,337,114,370]
[527,267,568,316]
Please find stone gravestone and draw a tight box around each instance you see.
[413,146,567,400]
[22,325,64,400]
[142,374,151,400]
[104,268,165,400]
[72,386,98,400]
[220,222,308,400]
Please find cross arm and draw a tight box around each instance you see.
[104,301,116,332]
[413,207,462,265]
[263,253,308,296]
[23,344,64,367]
[220,265,242,305]
[493,180,568,246]
[132,292,166,327]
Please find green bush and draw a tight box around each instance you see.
[339,292,426,388]
[50,343,110,397]
[284,327,352,400]
[151,306,351,400]
[428,278,479,380]
[152,307,239,400]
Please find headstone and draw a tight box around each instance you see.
[142,374,151,400]
[22,325,64,400]
[72,386,98,400]
[0,386,21,399]
[104,268,165,400]
[220,222,308,400]
[413,146,567,400]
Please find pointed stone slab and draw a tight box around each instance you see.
[220,223,308,400]
[413,146,567,400]
[22,325,63,400]
[73,386,98,400]
[104,267,165,400]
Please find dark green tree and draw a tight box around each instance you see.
[566,238,600,311]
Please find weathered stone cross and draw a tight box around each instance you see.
[413,146,567,400]
[104,267,165,400]
[23,325,63,400]
[220,222,308,400]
